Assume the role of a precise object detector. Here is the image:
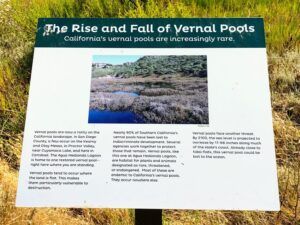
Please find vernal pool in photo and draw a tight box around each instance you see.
[88,55,209,124]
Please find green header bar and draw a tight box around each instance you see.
[35,18,265,48]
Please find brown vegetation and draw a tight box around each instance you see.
[0,0,299,224]
[90,75,209,124]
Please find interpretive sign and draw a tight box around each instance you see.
[16,18,279,210]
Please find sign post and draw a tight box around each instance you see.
[135,209,162,225]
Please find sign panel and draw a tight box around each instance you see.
[16,18,279,210]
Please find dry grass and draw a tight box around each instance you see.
[0,159,133,225]
[0,0,299,224]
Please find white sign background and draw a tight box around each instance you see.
[16,48,279,210]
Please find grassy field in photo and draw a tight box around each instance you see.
[0,0,299,224]
[89,56,208,124]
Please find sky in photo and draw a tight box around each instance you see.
[93,55,142,65]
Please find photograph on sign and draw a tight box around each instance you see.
[89,55,208,124]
